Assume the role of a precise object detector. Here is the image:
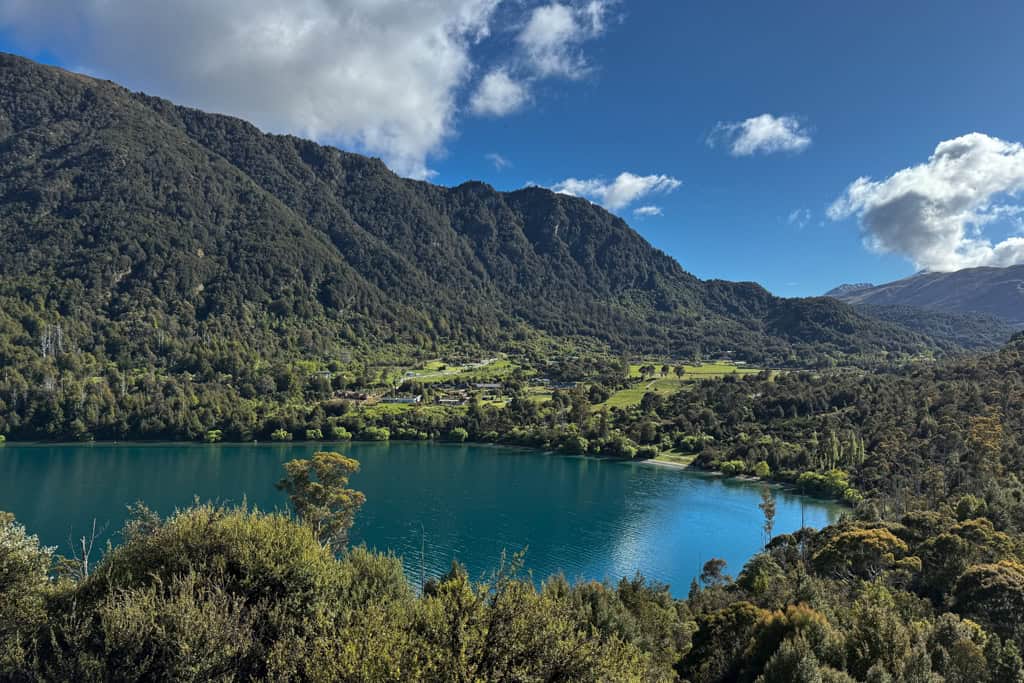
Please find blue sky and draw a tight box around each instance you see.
[3,1,1024,296]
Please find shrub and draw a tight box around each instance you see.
[635,446,659,460]
[331,427,352,440]
[271,428,292,442]
[204,429,223,443]
[560,434,590,454]
[603,434,638,459]
[359,426,390,441]
[719,460,748,476]
[797,470,856,500]
[448,427,469,443]
[305,428,323,441]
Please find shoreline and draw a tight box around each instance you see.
[1,439,850,508]
[636,458,693,471]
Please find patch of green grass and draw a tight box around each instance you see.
[525,387,553,403]
[400,356,522,385]
[606,363,761,408]
[628,361,758,380]
[653,452,697,466]
[603,386,649,409]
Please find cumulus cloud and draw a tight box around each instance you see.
[633,205,663,217]
[551,172,681,211]
[828,133,1024,271]
[787,208,811,229]
[485,152,511,170]
[0,0,501,178]
[709,114,812,156]
[517,1,609,79]
[470,69,530,116]
[465,1,610,120]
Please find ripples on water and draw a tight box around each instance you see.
[0,441,841,596]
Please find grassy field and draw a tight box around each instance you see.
[401,357,521,384]
[627,361,758,379]
[525,386,554,403]
[606,362,761,408]
[651,451,698,467]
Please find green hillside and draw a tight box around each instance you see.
[0,53,952,440]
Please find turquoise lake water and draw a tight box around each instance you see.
[0,441,842,596]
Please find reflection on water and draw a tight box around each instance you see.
[0,441,841,596]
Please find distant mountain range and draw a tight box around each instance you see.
[827,266,1024,326]
[825,283,875,298]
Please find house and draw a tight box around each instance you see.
[381,395,422,405]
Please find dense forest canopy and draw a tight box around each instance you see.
[0,53,1014,442]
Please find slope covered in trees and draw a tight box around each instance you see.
[0,52,936,372]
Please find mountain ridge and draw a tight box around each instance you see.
[827,265,1024,325]
[0,52,939,368]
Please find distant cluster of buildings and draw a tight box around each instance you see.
[381,395,422,405]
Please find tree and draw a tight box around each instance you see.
[759,488,776,547]
[701,558,730,588]
[952,560,1024,646]
[1,511,53,676]
[757,636,831,683]
[812,526,910,579]
[276,452,366,548]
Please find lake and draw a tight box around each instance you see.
[0,441,842,596]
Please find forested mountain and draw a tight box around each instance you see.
[0,52,936,373]
[828,266,1024,325]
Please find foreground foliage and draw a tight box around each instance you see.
[0,504,683,682]
[6,493,1024,681]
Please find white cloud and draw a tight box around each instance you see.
[828,133,1024,272]
[633,205,663,217]
[0,0,501,179]
[709,114,812,156]
[787,208,811,229]
[517,1,609,79]
[551,172,681,211]
[485,152,511,170]
[470,69,529,116]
